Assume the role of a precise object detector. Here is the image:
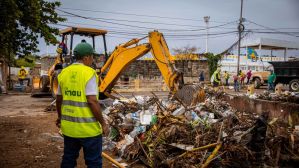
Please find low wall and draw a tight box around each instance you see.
[222,94,299,124]
[123,60,209,81]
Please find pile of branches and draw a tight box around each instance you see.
[104,92,299,168]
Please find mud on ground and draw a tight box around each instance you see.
[0,95,113,168]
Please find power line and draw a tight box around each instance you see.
[58,14,208,28]
[57,9,238,32]
[246,19,299,37]
[107,33,237,41]
[59,7,230,23]
[51,22,238,37]
[61,20,239,32]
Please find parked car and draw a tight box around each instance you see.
[251,65,273,89]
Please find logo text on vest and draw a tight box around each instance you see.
[65,89,82,97]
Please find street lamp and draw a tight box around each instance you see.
[204,16,210,53]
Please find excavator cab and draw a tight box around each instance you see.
[32,27,109,98]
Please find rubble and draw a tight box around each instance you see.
[101,90,299,167]
[253,90,299,104]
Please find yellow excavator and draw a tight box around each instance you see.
[33,27,204,167]
[98,30,204,105]
[33,26,204,105]
[32,27,109,98]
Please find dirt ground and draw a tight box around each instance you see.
[0,87,266,168]
[0,94,118,168]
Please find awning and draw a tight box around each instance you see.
[241,38,299,50]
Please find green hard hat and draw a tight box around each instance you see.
[73,41,95,58]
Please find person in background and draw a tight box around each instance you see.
[18,66,30,86]
[246,70,252,85]
[211,68,221,87]
[233,73,239,92]
[239,70,245,86]
[224,71,230,86]
[199,71,205,82]
[267,71,276,91]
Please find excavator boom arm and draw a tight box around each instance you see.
[99,42,151,93]
[99,31,183,95]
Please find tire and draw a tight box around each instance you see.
[39,75,50,92]
[289,79,299,92]
[51,70,61,98]
[253,78,261,89]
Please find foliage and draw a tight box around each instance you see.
[204,53,222,77]
[0,0,66,60]
[15,55,38,68]
[172,45,199,60]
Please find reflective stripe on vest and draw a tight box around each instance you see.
[58,64,101,138]
[62,100,88,107]
[61,115,97,123]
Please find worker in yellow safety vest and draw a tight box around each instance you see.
[56,41,109,168]
[211,68,221,87]
[18,66,30,86]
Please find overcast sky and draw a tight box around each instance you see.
[38,0,299,57]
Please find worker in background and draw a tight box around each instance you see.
[246,70,252,85]
[267,70,276,91]
[233,73,239,92]
[211,68,221,87]
[239,70,245,86]
[224,71,230,86]
[18,66,30,86]
[199,71,204,82]
[56,41,109,168]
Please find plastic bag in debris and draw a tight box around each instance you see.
[102,137,116,150]
[102,107,111,115]
[98,98,114,108]
[249,93,258,99]
[134,95,151,105]
[117,134,135,156]
[112,99,123,106]
[129,125,146,138]
[222,110,234,117]
[140,110,152,125]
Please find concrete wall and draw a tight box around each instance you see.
[222,94,299,124]
[122,60,209,81]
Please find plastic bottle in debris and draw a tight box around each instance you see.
[140,110,152,125]
[129,126,146,138]
[125,110,141,122]
[172,106,185,116]
[191,111,200,121]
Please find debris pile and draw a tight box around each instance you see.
[102,91,299,167]
[255,91,299,104]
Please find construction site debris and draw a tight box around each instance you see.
[101,89,299,167]
[253,91,299,104]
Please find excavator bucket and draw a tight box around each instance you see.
[174,84,205,106]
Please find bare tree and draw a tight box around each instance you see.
[172,45,199,60]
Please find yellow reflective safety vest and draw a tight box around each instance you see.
[58,63,102,138]
[212,70,220,83]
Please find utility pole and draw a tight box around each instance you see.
[204,16,210,53]
[237,0,244,74]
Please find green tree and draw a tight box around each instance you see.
[15,54,37,68]
[0,0,65,60]
[204,53,222,77]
